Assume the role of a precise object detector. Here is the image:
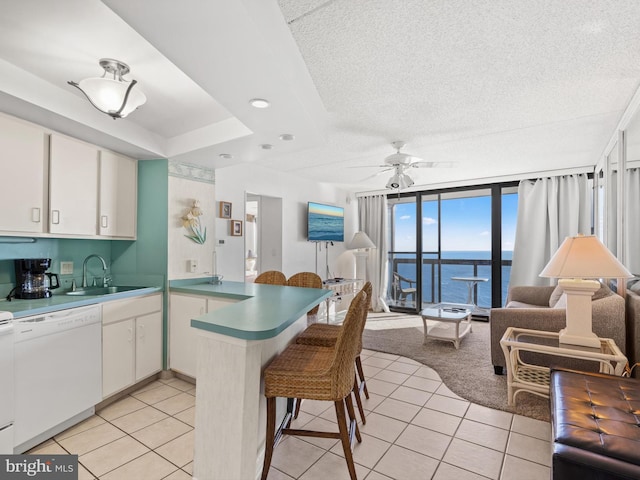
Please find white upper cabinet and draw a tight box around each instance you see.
[49,134,99,235]
[99,150,137,238]
[0,114,48,233]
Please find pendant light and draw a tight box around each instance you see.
[68,58,146,119]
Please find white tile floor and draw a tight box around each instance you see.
[28,349,551,480]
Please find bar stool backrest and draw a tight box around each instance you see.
[287,272,323,315]
[329,288,368,399]
[255,270,287,286]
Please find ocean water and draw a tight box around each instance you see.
[308,212,344,241]
[392,251,512,308]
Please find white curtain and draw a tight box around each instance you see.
[625,168,640,274]
[358,195,389,312]
[510,174,591,287]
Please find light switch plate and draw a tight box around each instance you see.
[60,261,74,275]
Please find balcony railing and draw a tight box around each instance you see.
[388,253,513,309]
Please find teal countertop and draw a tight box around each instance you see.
[0,286,163,318]
[170,279,332,340]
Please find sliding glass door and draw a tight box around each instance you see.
[387,184,517,314]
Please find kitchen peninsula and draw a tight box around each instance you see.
[169,279,332,480]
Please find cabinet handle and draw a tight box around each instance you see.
[138,324,144,339]
[101,215,108,228]
[127,327,133,343]
[31,208,41,223]
[51,210,60,225]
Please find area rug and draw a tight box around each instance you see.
[361,312,550,422]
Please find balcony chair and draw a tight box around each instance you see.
[287,272,323,315]
[392,272,417,306]
[254,270,287,286]
[261,288,369,480]
[293,282,372,424]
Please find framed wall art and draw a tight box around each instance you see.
[219,201,232,219]
[231,219,243,236]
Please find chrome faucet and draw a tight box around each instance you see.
[82,254,108,288]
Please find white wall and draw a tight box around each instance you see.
[214,163,357,282]
[168,175,216,279]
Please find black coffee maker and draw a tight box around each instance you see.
[14,258,60,299]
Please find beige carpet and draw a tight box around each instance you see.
[361,312,550,422]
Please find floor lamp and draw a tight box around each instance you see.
[540,234,632,348]
[349,231,376,281]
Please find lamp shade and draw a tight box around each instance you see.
[349,231,376,250]
[540,235,632,279]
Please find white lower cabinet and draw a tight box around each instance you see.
[102,294,163,399]
[169,293,237,378]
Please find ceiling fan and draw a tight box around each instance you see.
[382,141,453,189]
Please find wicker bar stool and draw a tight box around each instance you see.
[254,270,287,285]
[261,289,368,480]
[294,282,372,424]
[287,272,323,315]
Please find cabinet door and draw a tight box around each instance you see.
[102,319,135,398]
[49,134,99,235]
[135,312,162,381]
[99,150,137,238]
[0,114,48,233]
[169,294,207,378]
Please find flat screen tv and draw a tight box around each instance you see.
[308,202,344,242]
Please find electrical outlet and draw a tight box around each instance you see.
[60,261,74,275]
[188,259,197,273]
[217,239,225,246]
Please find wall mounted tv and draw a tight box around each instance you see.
[308,202,344,242]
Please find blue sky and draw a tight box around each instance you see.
[393,193,518,252]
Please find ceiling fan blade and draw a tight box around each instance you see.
[346,164,389,169]
[410,161,458,168]
[360,168,393,181]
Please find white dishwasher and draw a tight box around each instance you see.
[0,311,14,454]
[14,304,102,453]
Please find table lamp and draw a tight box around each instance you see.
[349,231,376,281]
[540,234,632,348]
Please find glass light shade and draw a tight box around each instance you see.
[386,172,414,190]
[349,231,376,250]
[77,77,146,118]
[540,235,632,279]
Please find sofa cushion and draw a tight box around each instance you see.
[549,285,564,307]
[552,293,567,309]
[505,300,549,309]
[593,282,613,301]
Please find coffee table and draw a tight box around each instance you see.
[420,303,474,349]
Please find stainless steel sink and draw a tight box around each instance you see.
[65,286,146,296]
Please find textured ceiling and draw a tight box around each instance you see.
[1,1,639,193]
[273,0,640,191]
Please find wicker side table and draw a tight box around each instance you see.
[500,327,627,406]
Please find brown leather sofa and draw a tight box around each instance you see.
[625,288,640,374]
[490,283,626,375]
[550,368,640,480]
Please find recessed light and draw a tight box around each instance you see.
[219,153,232,159]
[279,134,295,141]
[249,98,270,108]
[260,144,273,150]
